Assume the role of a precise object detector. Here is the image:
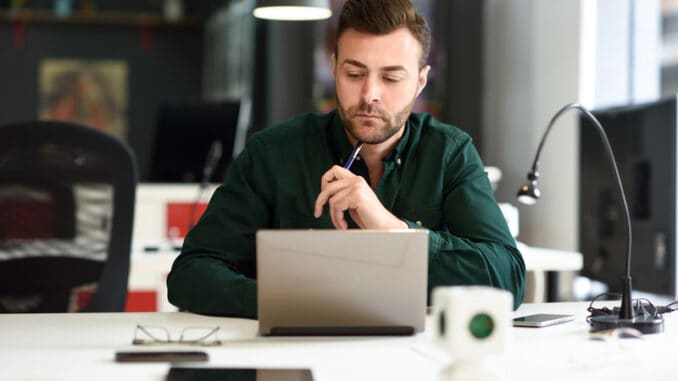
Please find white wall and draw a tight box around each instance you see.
[482,0,660,251]
[483,0,583,251]
[589,0,660,107]
[631,0,661,104]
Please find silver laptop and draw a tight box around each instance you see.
[256,229,429,336]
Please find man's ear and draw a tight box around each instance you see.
[416,65,431,97]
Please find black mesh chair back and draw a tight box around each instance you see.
[0,121,137,312]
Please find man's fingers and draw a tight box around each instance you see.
[320,165,352,189]
[327,186,357,230]
[314,166,366,228]
[314,179,348,217]
[313,192,328,218]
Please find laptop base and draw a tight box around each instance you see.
[265,326,415,336]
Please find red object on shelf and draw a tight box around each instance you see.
[12,20,25,50]
[70,287,158,312]
[139,25,154,52]
[125,291,157,312]
[70,286,95,312]
[166,202,208,239]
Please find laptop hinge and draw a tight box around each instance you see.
[266,326,415,336]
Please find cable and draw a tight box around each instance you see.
[586,292,678,324]
[187,141,222,232]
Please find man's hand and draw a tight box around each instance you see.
[313,165,408,230]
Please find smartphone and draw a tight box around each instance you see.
[115,351,208,363]
[512,313,575,327]
[166,367,314,381]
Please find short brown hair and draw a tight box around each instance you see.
[336,0,431,69]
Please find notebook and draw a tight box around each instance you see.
[256,229,429,336]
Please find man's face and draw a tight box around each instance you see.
[333,27,430,144]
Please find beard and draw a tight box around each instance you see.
[337,95,417,144]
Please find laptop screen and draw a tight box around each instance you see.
[256,229,429,336]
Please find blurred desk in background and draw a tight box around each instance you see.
[128,242,582,312]
[519,243,583,303]
[133,183,218,245]
[128,183,217,312]
[129,184,583,310]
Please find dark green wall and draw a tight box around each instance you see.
[439,0,484,153]
[0,20,203,180]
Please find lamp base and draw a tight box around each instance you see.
[589,314,664,334]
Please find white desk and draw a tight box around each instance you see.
[1,302,676,380]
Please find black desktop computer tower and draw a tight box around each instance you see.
[579,96,678,299]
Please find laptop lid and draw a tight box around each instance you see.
[256,229,429,336]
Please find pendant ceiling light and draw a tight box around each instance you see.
[253,0,332,21]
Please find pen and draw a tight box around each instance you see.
[343,142,363,170]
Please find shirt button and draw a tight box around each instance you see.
[396,158,402,165]
[416,220,422,226]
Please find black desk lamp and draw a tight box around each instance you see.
[517,102,664,334]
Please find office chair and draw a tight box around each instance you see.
[0,121,138,312]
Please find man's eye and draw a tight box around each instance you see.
[346,72,364,79]
[384,77,401,83]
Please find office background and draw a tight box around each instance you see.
[1,0,678,299]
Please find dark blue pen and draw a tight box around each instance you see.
[344,142,363,170]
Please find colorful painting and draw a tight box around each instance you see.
[39,59,128,140]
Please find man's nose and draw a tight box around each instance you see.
[361,75,381,104]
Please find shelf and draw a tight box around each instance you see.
[0,8,201,28]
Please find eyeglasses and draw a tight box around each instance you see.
[132,324,222,346]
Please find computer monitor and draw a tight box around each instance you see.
[579,95,678,299]
[148,100,240,183]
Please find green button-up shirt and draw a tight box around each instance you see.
[167,110,525,317]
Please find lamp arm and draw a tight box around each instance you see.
[529,103,632,281]
[525,102,581,179]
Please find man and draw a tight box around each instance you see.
[167,0,525,317]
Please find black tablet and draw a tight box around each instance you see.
[166,367,314,381]
[115,351,208,363]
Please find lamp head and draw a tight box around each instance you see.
[516,171,540,205]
